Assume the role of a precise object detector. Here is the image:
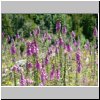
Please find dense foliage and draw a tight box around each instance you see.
[2,14,98,41]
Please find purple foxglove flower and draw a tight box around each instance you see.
[26,79,33,85]
[50,65,55,80]
[62,26,67,34]
[56,20,61,32]
[31,46,35,54]
[48,34,52,40]
[33,26,40,37]
[26,41,31,47]
[93,27,98,37]
[84,40,90,50]
[27,47,32,56]
[42,33,47,42]
[55,40,59,47]
[35,60,41,70]
[76,51,81,63]
[59,37,64,46]
[77,63,82,73]
[17,67,21,73]
[56,68,60,80]
[47,48,52,56]
[20,74,26,86]
[11,65,17,72]
[16,33,20,39]
[26,62,33,70]
[73,40,77,47]
[10,44,16,55]
[41,72,46,85]
[31,41,39,56]
[11,65,21,73]
[45,56,49,65]
[76,49,82,73]
[66,44,72,52]
[71,31,75,38]
[55,47,59,54]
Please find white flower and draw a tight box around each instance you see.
[16,59,27,67]
[85,57,89,64]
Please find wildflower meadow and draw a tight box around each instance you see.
[2,14,98,86]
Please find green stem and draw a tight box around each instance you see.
[67,56,70,85]
[90,43,92,81]
[33,56,39,86]
[14,72,16,86]
[75,72,78,86]
[63,54,67,86]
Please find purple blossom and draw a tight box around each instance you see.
[47,47,52,56]
[73,40,78,47]
[93,27,98,37]
[76,50,82,73]
[16,33,20,39]
[33,26,40,37]
[35,60,41,70]
[59,37,64,46]
[56,68,60,80]
[11,65,17,72]
[40,68,47,85]
[71,31,75,38]
[11,65,21,73]
[77,63,82,73]
[20,74,26,86]
[56,20,61,32]
[43,32,52,42]
[65,44,72,52]
[62,26,67,34]
[45,56,49,65]
[31,41,39,56]
[26,78,33,85]
[76,51,81,63]
[48,34,52,40]
[26,41,31,47]
[55,40,59,47]
[10,44,16,55]
[84,40,90,50]
[50,65,55,80]
[55,47,59,54]
[26,41,39,56]
[26,47,32,56]
[26,62,33,70]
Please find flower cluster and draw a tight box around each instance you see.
[76,49,82,73]
[26,40,39,56]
